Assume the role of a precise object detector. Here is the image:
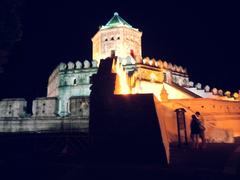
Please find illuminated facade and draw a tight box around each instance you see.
[47,60,98,116]
[45,12,240,117]
[0,12,240,142]
[92,12,142,65]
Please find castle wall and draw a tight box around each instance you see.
[47,66,59,97]
[0,99,27,118]
[133,81,193,101]
[32,97,58,117]
[58,67,96,116]
[70,96,89,117]
[156,98,240,143]
[0,117,88,133]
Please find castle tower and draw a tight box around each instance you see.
[92,12,142,64]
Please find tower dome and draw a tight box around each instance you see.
[101,12,132,29]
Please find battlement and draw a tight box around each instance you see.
[141,57,187,74]
[58,60,98,72]
[32,97,58,117]
[0,96,89,119]
[0,98,27,118]
[118,56,188,75]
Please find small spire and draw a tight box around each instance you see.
[160,84,169,102]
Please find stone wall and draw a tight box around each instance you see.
[157,98,240,143]
[70,96,89,117]
[46,60,98,116]
[92,26,142,64]
[0,99,27,118]
[132,81,193,101]
[32,97,58,117]
[47,66,59,97]
[0,96,89,133]
[0,117,88,133]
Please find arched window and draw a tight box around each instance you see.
[111,37,114,40]
[73,79,77,85]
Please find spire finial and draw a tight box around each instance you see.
[114,12,119,16]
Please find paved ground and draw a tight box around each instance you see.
[168,142,240,179]
[0,134,240,180]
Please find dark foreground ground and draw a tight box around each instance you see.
[0,132,239,180]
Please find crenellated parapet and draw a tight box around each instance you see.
[185,81,240,100]
[59,59,98,72]
[119,56,189,86]
[0,98,89,133]
[46,60,98,116]
[47,60,98,97]
[0,96,90,119]
[32,97,58,117]
[140,57,187,74]
[57,60,98,87]
[0,98,27,118]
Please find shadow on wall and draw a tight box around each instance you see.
[89,57,169,165]
[90,94,170,165]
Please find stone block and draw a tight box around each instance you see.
[0,98,27,117]
[32,97,58,117]
[70,96,89,117]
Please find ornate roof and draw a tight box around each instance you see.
[101,12,132,29]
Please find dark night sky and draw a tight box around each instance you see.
[1,0,240,103]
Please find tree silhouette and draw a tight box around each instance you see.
[0,0,24,73]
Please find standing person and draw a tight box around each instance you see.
[190,114,200,149]
[195,112,206,149]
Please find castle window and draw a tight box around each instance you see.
[42,110,45,114]
[163,73,167,81]
[73,79,77,85]
[105,38,108,41]
[111,37,114,40]
[43,103,46,106]
[117,37,120,40]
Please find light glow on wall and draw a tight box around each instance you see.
[150,73,156,82]
[112,59,193,101]
[113,59,130,94]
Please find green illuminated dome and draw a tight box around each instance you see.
[101,12,132,29]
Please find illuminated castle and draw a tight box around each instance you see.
[0,12,239,142]
[46,12,239,115]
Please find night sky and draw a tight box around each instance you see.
[1,0,240,103]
